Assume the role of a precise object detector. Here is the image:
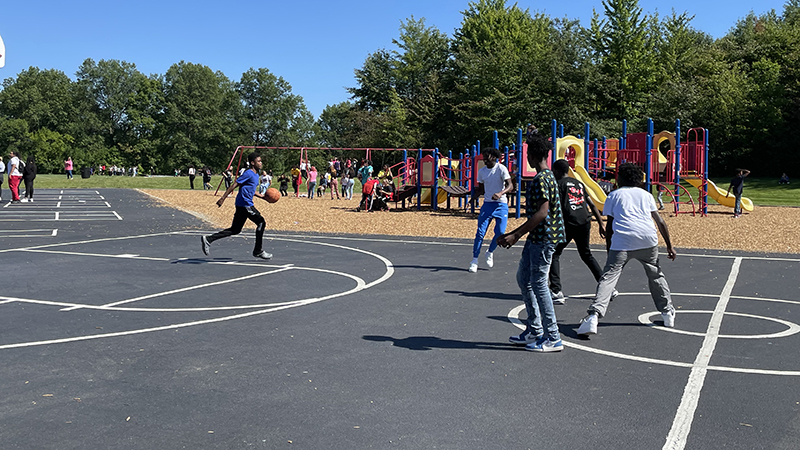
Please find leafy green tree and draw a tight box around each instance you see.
[448,0,552,147]
[160,61,239,172]
[588,0,660,119]
[75,59,163,171]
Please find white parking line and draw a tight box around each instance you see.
[662,257,742,450]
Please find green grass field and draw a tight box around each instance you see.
[21,174,800,207]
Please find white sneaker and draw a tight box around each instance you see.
[20,198,28,203]
[468,263,478,273]
[485,252,494,268]
[551,291,566,305]
[661,310,675,328]
[577,314,598,335]
[611,289,619,300]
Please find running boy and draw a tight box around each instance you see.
[577,163,677,336]
[548,159,607,303]
[468,147,512,273]
[498,127,566,352]
[201,152,272,260]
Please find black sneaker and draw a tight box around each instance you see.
[201,236,210,255]
[254,251,272,260]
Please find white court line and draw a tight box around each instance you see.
[663,257,742,450]
[55,212,59,220]
[0,231,176,254]
[60,267,294,311]
[176,231,800,263]
[105,201,111,207]
[112,211,123,220]
[0,236,394,350]
[23,248,171,261]
[56,201,61,208]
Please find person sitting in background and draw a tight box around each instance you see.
[779,173,790,185]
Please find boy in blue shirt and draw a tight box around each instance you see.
[201,152,272,260]
[498,126,566,352]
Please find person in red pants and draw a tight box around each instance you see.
[7,150,23,203]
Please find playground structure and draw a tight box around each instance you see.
[218,118,752,218]
[545,119,753,217]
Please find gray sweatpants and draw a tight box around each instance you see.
[589,246,674,318]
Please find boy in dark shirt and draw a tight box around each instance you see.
[726,168,750,218]
[498,126,566,353]
[548,159,609,304]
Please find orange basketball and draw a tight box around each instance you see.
[264,187,281,203]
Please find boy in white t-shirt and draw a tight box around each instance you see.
[468,147,512,273]
[577,163,677,336]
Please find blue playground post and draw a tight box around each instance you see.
[447,150,453,210]
[493,130,499,150]
[433,148,439,211]
[704,129,709,216]
[622,120,628,150]
[675,120,681,208]
[416,149,422,211]
[584,122,591,168]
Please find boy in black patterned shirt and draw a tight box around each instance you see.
[498,126,566,352]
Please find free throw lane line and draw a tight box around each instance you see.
[662,257,742,450]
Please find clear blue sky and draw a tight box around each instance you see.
[0,0,790,118]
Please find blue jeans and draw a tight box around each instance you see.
[734,193,742,215]
[308,182,316,198]
[472,201,508,258]
[516,241,559,341]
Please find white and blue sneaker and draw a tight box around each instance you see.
[509,330,541,345]
[526,337,563,352]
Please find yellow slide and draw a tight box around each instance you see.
[569,166,607,213]
[420,187,448,205]
[685,177,754,212]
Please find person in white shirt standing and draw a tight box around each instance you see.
[7,151,23,203]
[469,147,512,273]
[577,162,677,336]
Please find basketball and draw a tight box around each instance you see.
[264,187,281,203]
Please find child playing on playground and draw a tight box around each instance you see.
[307,166,318,199]
[291,166,301,197]
[576,162,677,336]
[726,168,750,218]
[468,147,512,273]
[278,174,289,196]
[548,159,608,304]
[498,126,566,352]
[329,170,340,200]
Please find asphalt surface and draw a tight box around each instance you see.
[1,189,799,449]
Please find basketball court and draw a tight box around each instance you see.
[1,189,798,449]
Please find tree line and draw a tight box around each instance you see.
[2,0,799,177]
